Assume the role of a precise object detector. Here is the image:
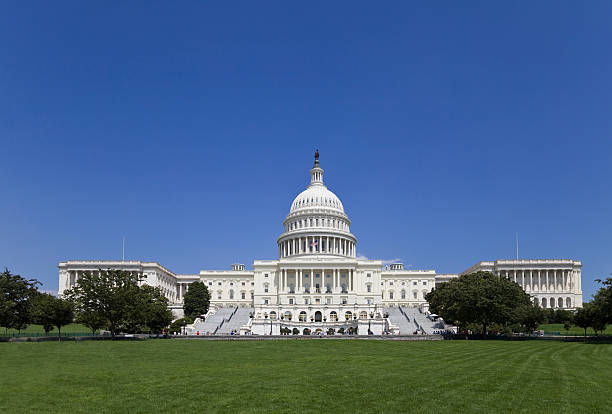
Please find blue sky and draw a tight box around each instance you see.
[1,2,611,299]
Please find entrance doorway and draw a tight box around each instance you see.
[315,311,322,322]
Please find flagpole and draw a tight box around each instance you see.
[515,233,518,260]
[122,236,125,262]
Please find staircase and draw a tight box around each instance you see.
[190,307,254,335]
[385,307,414,335]
[216,307,253,334]
[399,307,442,334]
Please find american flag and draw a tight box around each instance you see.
[310,240,318,247]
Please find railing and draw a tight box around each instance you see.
[0,331,101,338]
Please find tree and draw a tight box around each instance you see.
[426,271,534,334]
[573,304,595,338]
[169,316,194,335]
[0,269,40,334]
[50,298,74,340]
[593,276,612,323]
[183,282,211,320]
[516,303,545,333]
[31,292,56,335]
[65,269,142,337]
[75,309,107,336]
[139,285,173,334]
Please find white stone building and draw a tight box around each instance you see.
[58,151,583,335]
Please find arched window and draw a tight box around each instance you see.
[367,283,372,293]
[389,291,394,299]
[229,290,234,299]
[330,311,337,322]
[401,290,406,299]
[264,283,269,293]
[542,297,547,308]
[566,297,572,308]
[557,298,563,309]
[345,311,352,321]
[359,311,367,320]
[284,311,292,321]
[413,290,418,299]
[269,311,277,320]
[299,311,307,322]
[550,297,556,308]
[422,290,428,299]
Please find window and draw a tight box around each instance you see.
[230,282,233,286]
[423,281,427,285]
[264,284,269,293]
[265,273,268,278]
[251,282,254,286]
[250,292,254,299]
[390,281,393,285]
[389,291,394,299]
[367,284,371,293]
[242,282,245,286]
[326,297,331,305]
[413,291,417,299]
[401,290,406,299]
[229,290,234,299]
[304,298,309,305]
[367,273,371,278]
[218,282,222,286]
[208,282,212,286]
[341,297,347,304]
[264,299,269,305]
[289,298,294,305]
[241,292,246,300]
[413,281,417,285]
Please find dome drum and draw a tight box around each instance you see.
[278,151,357,259]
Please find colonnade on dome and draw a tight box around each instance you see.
[278,235,355,258]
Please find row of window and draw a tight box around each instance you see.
[208,281,255,287]
[382,280,428,286]
[293,196,340,209]
[382,289,429,300]
[215,290,254,300]
[285,217,348,232]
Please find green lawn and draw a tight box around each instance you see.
[0,323,97,336]
[1,339,610,413]
[539,323,612,336]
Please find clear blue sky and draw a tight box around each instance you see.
[1,2,611,299]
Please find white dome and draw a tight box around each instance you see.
[290,186,344,214]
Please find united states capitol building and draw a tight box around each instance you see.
[58,151,583,335]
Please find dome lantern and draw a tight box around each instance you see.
[309,149,324,187]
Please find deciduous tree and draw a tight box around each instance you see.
[0,269,40,334]
[31,292,56,335]
[51,298,74,340]
[183,282,210,319]
[426,271,534,334]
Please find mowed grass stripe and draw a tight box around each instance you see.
[1,340,611,413]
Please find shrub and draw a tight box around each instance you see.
[292,328,299,335]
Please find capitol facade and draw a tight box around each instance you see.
[58,151,584,335]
